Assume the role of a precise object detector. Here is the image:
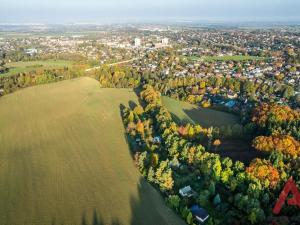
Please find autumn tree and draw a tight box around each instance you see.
[246,159,280,189]
[136,120,145,136]
[253,135,300,157]
[155,161,174,191]
[133,105,144,115]
[252,103,300,126]
[140,85,161,105]
[213,139,221,151]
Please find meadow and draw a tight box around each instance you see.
[162,96,239,127]
[0,77,185,225]
[2,60,74,76]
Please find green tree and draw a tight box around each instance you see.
[127,111,134,122]
[181,206,190,219]
[147,167,155,183]
[186,212,193,225]
[166,195,180,210]
[248,208,265,224]
[198,190,210,205]
[283,85,295,99]
[213,194,221,206]
[212,158,222,181]
[138,152,148,175]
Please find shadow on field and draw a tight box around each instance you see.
[129,178,185,225]
[170,112,192,125]
[48,180,182,225]
[119,103,126,114]
[128,100,137,110]
[80,209,122,225]
[210,139,265,166]
[183,107,239,128]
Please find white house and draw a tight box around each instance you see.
[179,185,194,197]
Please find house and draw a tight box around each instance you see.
[179,185,194,197]
[227,92,237,99]
[25,48,38,56]
[225,100,236,108]
[190,205,209,224]
[152,136,161,144]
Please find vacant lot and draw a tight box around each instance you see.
[0,77,184,225]
[162,96,239,127]
[2,60,74,76]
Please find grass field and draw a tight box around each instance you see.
[185,55,265,62]
[0,77,185,225]
[162,96,239,127]
[2,60,74,76]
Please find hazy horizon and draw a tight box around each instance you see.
[0,0,300,24]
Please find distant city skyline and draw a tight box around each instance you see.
[0,0,299,24]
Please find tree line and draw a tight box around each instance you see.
[121,85,300,225]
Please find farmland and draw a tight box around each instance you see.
[0,77,185,225]
[2,60,75,76]
[162,96,239,127]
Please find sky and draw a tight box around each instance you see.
[0,0,299,24]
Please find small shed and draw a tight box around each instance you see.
[190,205,209,224]
[179,185,194,197]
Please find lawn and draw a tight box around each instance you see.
[0,77,185,225]
[2,60,75,76]
[184,55,265,62]
[162,96,239,127]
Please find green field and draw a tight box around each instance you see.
[2,60,74,76]
[0,77,185,225]
[185,55,265,62]
[162,96,239,127]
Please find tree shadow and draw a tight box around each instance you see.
[132,87,146,107]
[170,112,193,125]
[79,209,122,225]
[211,139,265,165]
[119,103,126,113]
[128,100,137,110]
[183,107,239,128]
[132,87,142,99]
[129,178,186,225]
